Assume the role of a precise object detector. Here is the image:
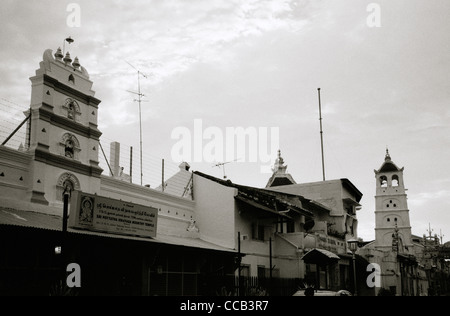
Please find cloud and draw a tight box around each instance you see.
[1,0,450,242]
[409,190,450,207]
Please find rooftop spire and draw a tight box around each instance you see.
[266,149,296,188]
[273,150,287,174]
[385,147,391,161]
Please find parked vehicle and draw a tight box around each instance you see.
[293,289,352,296]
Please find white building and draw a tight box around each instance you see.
[359,150,428,296]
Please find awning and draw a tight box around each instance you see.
[235,194,293,219]
[0,207,236,254]
[397,253,418,266]
[301,248,340,265]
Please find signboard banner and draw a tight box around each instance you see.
[69,191,158,238]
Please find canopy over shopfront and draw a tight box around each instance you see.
[301,248,340,265]
[0,207,238,296]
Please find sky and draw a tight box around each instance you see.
[0,0,449,242]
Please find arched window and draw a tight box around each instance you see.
[56,172,81,201]
[60,133,81,160]
[380,175,388,188]
[65,138,74,158]
[63,99,81,121]
[392,175,399,187]
[68,74,75,84]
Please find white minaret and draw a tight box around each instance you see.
[374,149,413,254]
[25,46,103,206]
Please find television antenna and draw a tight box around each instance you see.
[427,223,434,239]
[125,60,150,186]
[213,158,240,179]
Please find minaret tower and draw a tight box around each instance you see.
[25,47,103,206]
[374,149,413,253]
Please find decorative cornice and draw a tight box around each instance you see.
[34,148,103,178]
[0,146,32,166]
[38,103,102,140]
[43,74,101,108]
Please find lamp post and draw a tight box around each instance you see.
[348,238,359,296]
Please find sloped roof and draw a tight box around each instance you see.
[301,248,340,264]
[194,171,332,218]
[266,175,296,188]
[375,149,404,174]
[156,163,193,199]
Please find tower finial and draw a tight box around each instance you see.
[277,149,284,165]
[63,52,72,65]
[272,149,286,174]
[54,47,64,61]
[385,147,391,161]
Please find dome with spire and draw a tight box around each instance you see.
[375,148,403,174]
[265,150,296,188]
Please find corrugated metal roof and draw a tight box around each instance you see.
[301,248,341,263]
[0,208,62,231]
[0,207,236,253]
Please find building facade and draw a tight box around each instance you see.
[359,150,429,296]
[0,47,238,296]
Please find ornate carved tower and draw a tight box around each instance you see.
[26,48,103,206]
[374,149,413,253]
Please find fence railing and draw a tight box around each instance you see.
[216,276,303,296]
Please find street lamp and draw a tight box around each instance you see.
[348,238,359,296]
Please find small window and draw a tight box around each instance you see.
[387,218,391,222]
[69,74,75,84]
[60,133,80,160]
[380,176,388,188]
[392,175,399,187]
[252,222,265,241]
[65,139,75,158]
[64,99,81,121]
[56,172,80,201]
[67,102,75,120]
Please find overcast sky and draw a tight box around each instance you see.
[1,0,449,242]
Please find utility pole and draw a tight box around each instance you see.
[317,88,326,181]
[161,159,165,192]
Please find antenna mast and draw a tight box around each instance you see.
[318,88,326,181]
[126,61,149,186]
[213,159,240,179]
